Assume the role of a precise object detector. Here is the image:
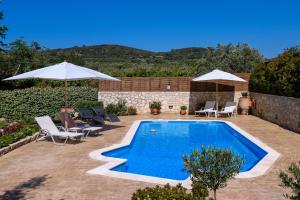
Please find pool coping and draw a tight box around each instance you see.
[87,119,280,188]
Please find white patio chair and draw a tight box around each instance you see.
[35,116,84,145]
[217,101,237,117]
[195,101,216,116]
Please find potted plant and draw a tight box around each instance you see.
[239,92,251,115]
[180,105,187,115]
[149,101,161,115]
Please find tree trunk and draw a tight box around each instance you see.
[214,190,217,200]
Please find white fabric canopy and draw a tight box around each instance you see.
[192,69,247,82]
[3,62,119,125]
[4,61,119,81]
[192,69,247,117]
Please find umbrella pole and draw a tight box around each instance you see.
[216,82,218,111]
[64,80,68,128]
[64,80,68,108]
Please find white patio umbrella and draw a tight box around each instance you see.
[192,69,247,110]
[4,61,119,108]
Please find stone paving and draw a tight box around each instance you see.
[0,114,299,200]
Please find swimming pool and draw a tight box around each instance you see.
[88,120,280,186]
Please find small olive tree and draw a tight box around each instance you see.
[183,146,243,200]
[279,161,300,200]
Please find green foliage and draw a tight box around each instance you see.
[241,92,249,97]
[74,100,103,110]
[131,183,208,200]
[195,43,263,75]
[250,47,300,97]
[0,119,7,127]
[0,125,38,148]
[0,39,87,90]
[127,106,137,115]
[0,6,8,47]
[0,40,51,89]
[149,101,161,110]
[131,184,195,200]
[191,181,209,200]
[0,86,98,119]
[279,161,300,200]
[18,116,37,126]
[183,146,243,200]
[105,99,128,116]
[181,105,188,110]
[0,43,262,90]
[104,99,137,116]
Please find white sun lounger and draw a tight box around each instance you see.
[195,101,216,117]
[35,116,84,145]
[217,101,237,117]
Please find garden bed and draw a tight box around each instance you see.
[0,118,39,157]
[0,132,39,157]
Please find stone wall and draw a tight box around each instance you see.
[251,92,300,133]
[98,91,243,114]
[99,92,190,113]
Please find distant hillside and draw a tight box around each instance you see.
[51,45,154,60]
[50,45,208,61]
[47,44,261,77]
[162,47,209,60]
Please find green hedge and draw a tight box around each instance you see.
[74,100,103,110]
[250,47,300,98]
[0,86,98,119]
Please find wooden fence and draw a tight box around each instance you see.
[99,73,250,92]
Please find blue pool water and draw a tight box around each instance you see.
[102,121,267,180]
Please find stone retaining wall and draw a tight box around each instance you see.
[251,92,300,133]
[0,132,39,157]
[99,92,190,113]
[98,91,243,114]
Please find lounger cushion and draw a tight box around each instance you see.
[52,131,83,137]
[107,114,120,122]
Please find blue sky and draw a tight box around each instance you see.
[2,0,300,58]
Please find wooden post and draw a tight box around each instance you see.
[64,80,68,108]
[64,80,68,128]
[216,82,219,111]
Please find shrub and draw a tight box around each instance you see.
[149,101,161,109]
[0,124,38,148]
[0,122,22,136]
[250,47,300,98]
[127,106,137,115]
[104,103,116,115]
[0,86,98,119]
[19,116,36,126]
[115,99,128,116]
[131,184,194,200]
[181,105,187,110]
[74,100,103,110]
[131,183,208,200]
[279,160,300,200]
[105,99,128,116]
[0,119,7,128]
[191,181,209,200]
[241,92,248,97]
[183,146,243,200]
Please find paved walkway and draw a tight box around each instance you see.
[0,114,299,200]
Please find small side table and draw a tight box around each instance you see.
[207,110,218,118]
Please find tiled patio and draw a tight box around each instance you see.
[0,114,299,200]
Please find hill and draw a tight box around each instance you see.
[46,43,262,77]
[50,45,208,61]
